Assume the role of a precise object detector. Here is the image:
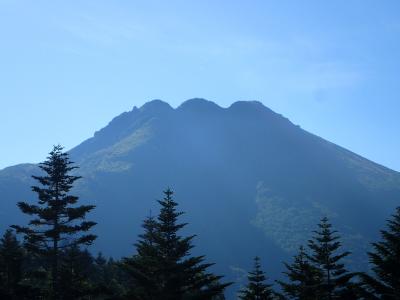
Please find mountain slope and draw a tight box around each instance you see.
[1,99,399,295]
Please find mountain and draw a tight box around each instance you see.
[1,98,399,296]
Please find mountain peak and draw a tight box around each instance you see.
[178,98,223,112]
[228,100,283,120]
[140,99,173,113]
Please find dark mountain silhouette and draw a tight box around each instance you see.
[1,98,399,295]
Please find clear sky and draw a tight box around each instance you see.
[0,0,399,171]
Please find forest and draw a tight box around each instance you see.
[0,145,399,300]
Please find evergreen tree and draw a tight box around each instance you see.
[123,214,160,299]
[238,256,275,300]
[123,188,229,300]
[0,229,24,299]
[306,217,355,299]
[360,207,400,299]
[12,145,97,299]
[277,246,321,300]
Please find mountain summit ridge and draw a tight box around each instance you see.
[72,99,292,159]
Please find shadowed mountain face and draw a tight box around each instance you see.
[1,98,399,294]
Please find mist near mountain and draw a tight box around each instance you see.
[1,98,399,296]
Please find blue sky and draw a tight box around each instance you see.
[0,0,399,171]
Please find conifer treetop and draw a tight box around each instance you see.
[239,256,275,300]
[361,207,400,298]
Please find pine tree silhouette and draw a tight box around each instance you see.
[360,207,400,299]
[123,214,160,299]
[12,145,97,299]
[123,188,229,300]
[277,245,321,300]
[306,217,355,299]
[239,256,275,300]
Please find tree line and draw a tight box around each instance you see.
[0,145,399,299]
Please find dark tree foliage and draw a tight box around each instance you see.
[306,217,355,299]
[360,207,400,299]
[0,229,25,299]
[123,214,159,299]
[91,254,127,299]
[11,145,97,299]
[277,246,321,300]
[123,188,230,300]
[238,256,275,300]
[58,245,95,300]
